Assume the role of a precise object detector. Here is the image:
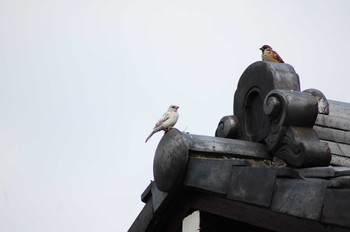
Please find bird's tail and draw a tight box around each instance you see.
[145,131,155,143]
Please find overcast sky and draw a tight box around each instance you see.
[1,1,350,231]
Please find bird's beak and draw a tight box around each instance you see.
[259,47,263,51]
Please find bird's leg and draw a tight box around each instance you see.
[164,126,173,133]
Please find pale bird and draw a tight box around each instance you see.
[145,104,179,143]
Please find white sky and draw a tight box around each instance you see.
[1,1,350,231]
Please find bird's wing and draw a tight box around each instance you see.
[272,50,284,63]
[154,112,171,129]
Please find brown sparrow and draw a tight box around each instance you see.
[145,104,179,143]
[260,45,284,63]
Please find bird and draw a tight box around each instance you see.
[259,45,284,63]
[145,104,179,143]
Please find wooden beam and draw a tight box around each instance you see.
[189,192,350,232]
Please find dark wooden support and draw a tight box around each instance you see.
[128,198,154,232]
[200,211,272,232]
[190,191,350,232]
